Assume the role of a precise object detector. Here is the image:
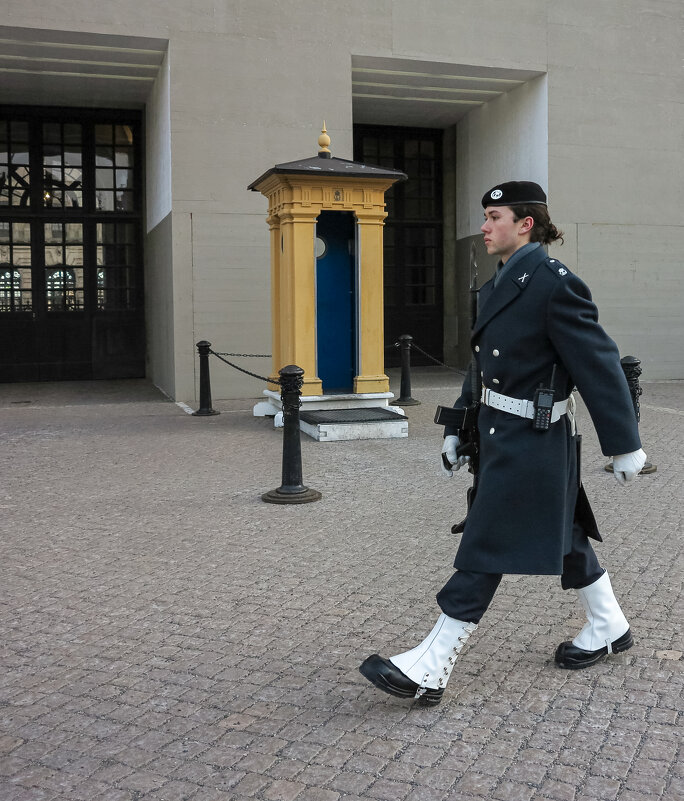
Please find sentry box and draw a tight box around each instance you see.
[249,125,407,430]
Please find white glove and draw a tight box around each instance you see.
[441,435,469,476]
[612,448,647,486]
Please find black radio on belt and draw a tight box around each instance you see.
[532,366,557,431]
[532,386,555,430]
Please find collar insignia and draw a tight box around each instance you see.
[518,272,529,283]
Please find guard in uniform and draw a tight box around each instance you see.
[360,181,647,706]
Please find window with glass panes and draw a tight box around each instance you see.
[42,122,83,209]
[0,220,32,311]
[353,125,443,366]
[95,123,135,213]
[0,108,143,381]
[0,120,30,207]
[97,222,138,310]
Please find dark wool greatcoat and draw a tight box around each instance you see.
[446,246,641,575]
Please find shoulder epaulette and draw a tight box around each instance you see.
[545,257,570,279]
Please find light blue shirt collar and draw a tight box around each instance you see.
[494,242,541,286]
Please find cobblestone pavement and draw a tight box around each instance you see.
[1,370,682,801]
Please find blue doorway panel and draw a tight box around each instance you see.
[315,211,356,392]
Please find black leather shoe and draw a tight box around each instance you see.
[555,628,633,669]
[359,654,444,706]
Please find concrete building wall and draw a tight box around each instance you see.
[545,1,684,378]
[145,213,175,397]
[162,4,387,401]
[145,50,172,233]
[2,0,682,397]
[144,51,174,395]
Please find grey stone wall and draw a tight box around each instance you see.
[2,1,681,396]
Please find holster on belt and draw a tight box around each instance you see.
[434,405,477,429]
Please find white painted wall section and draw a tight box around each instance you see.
[456,75,548,239]
[145,48,172,232]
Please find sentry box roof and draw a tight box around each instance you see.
[248,151,407,190]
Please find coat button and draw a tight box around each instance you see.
[489,427,495,434]
[474,345,480,352]
[492,378,500,385]
[493,349,500,356]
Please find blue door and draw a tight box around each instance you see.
[315,211,356,392]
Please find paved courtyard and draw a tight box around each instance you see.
[1,368,682,801]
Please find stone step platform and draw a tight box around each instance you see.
[299,406,408,441]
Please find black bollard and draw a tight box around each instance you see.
[605,354,656,474]
[390,334,420,406]
[192,341,220,416]
[262,365,322,504]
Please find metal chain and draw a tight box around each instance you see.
[209,349,281,386]
[408,340,465,374]
[385,337,462,374]
[207,349,301,413]
[215,352,271,358]
[209,340,462,402]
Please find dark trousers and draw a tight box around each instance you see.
[436,523,604,624]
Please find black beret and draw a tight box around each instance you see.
[481,181,547,208]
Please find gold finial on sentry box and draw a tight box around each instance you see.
[318,121,331,156]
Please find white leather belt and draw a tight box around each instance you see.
[480,386,570,423]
